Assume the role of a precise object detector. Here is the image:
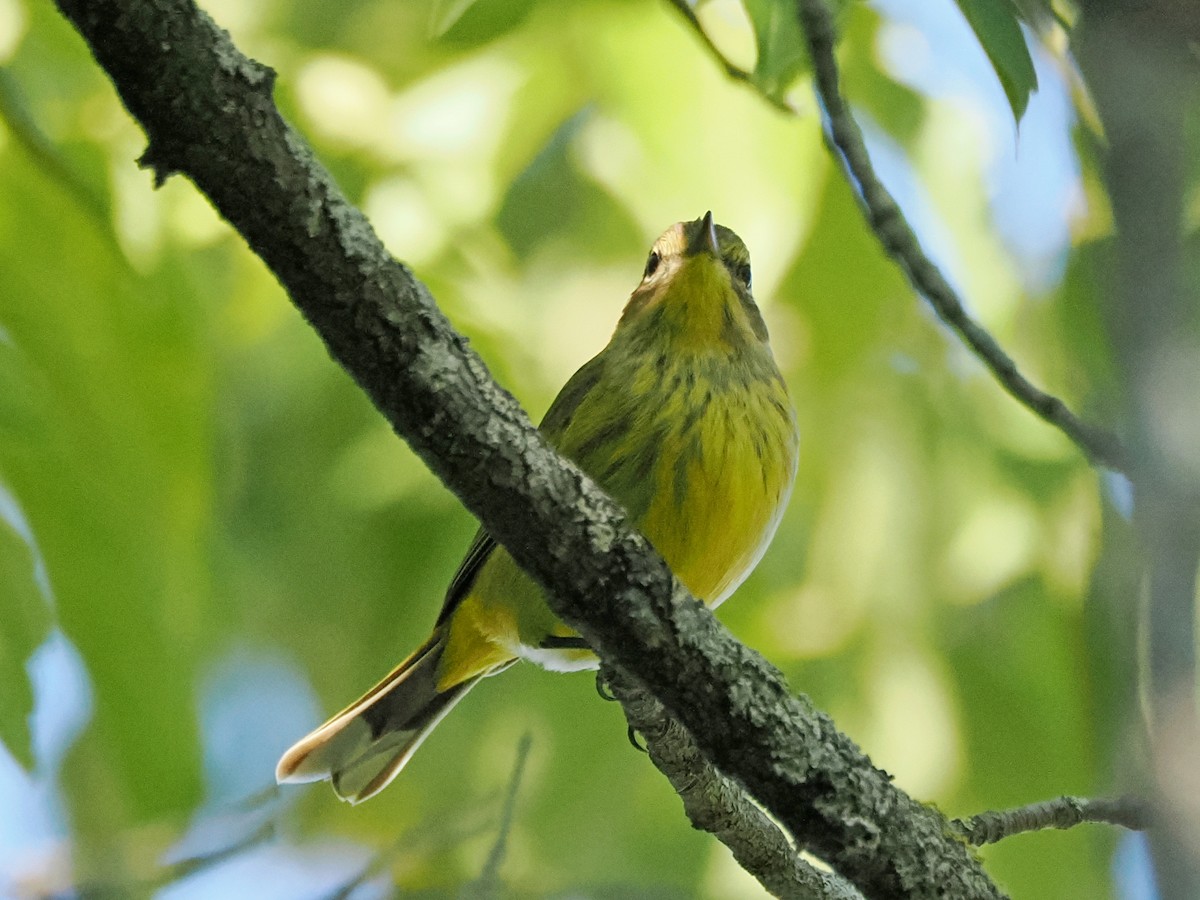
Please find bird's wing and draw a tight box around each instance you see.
[434,351,609,625]
[435,527,495,625]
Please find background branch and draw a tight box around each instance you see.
[661,0,1127,470]
[1076,1,1200,894]
[792,0,1129,473]
[463,732,534,900]
[50,0,1002,896]
[663,0,800,113]
[952,795,1153,846]
[602,667,864,900]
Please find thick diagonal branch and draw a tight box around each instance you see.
[51,1,1001,896]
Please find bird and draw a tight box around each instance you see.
[276,211,799,803]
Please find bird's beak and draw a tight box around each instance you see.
[685,210,719,258]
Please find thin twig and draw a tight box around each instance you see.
[55,810,276,896]
[324,812,496,900]
[792,0,1129,472]
[952,794,1153,846]
[462,732,534,900]
[148,819,277,888]
[333,736,533,900]
[672,0,1130,471]
[664,0,800,114]
[603,666,864,900]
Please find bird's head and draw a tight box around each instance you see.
[619,211,768,349]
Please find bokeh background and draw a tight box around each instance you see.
[0,0,1172,896]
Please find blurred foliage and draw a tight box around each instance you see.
[952,0,1038,120]
[0,0,1186,897]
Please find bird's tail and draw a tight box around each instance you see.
[276,628,479,803]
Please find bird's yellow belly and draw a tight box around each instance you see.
[638,392,793,606]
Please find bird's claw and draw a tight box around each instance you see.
[627,725,647,753]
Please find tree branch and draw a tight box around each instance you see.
[952,795,1153,846]
[50,1,1001,896]
[464,732,534,899]
[791,0,1129,473]
[602,667,864,900]
[662,0,800,114]
[667,0,1127,471]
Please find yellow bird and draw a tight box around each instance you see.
[277,212,799,802]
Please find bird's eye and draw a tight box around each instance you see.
[643,251,661,279]
[735,263,752,288]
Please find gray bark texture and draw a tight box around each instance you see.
[51,0,1003,896]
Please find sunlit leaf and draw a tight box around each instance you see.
[429,0,481,37]
[496,110,643,263]
[0,483,51,770]
[954,0,1039,122]
[743,0,810,99]
[0,129,207,832]
[430,0,539,45]
[840,3,925,147]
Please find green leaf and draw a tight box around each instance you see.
[0,482,52,771]
[743,0,810,99]
[0,123,207,828]
[428,0,480,36]
[840,3,925,147]
[427,0,538,45]
[496,111,643,263]
[954,0,1039,123]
